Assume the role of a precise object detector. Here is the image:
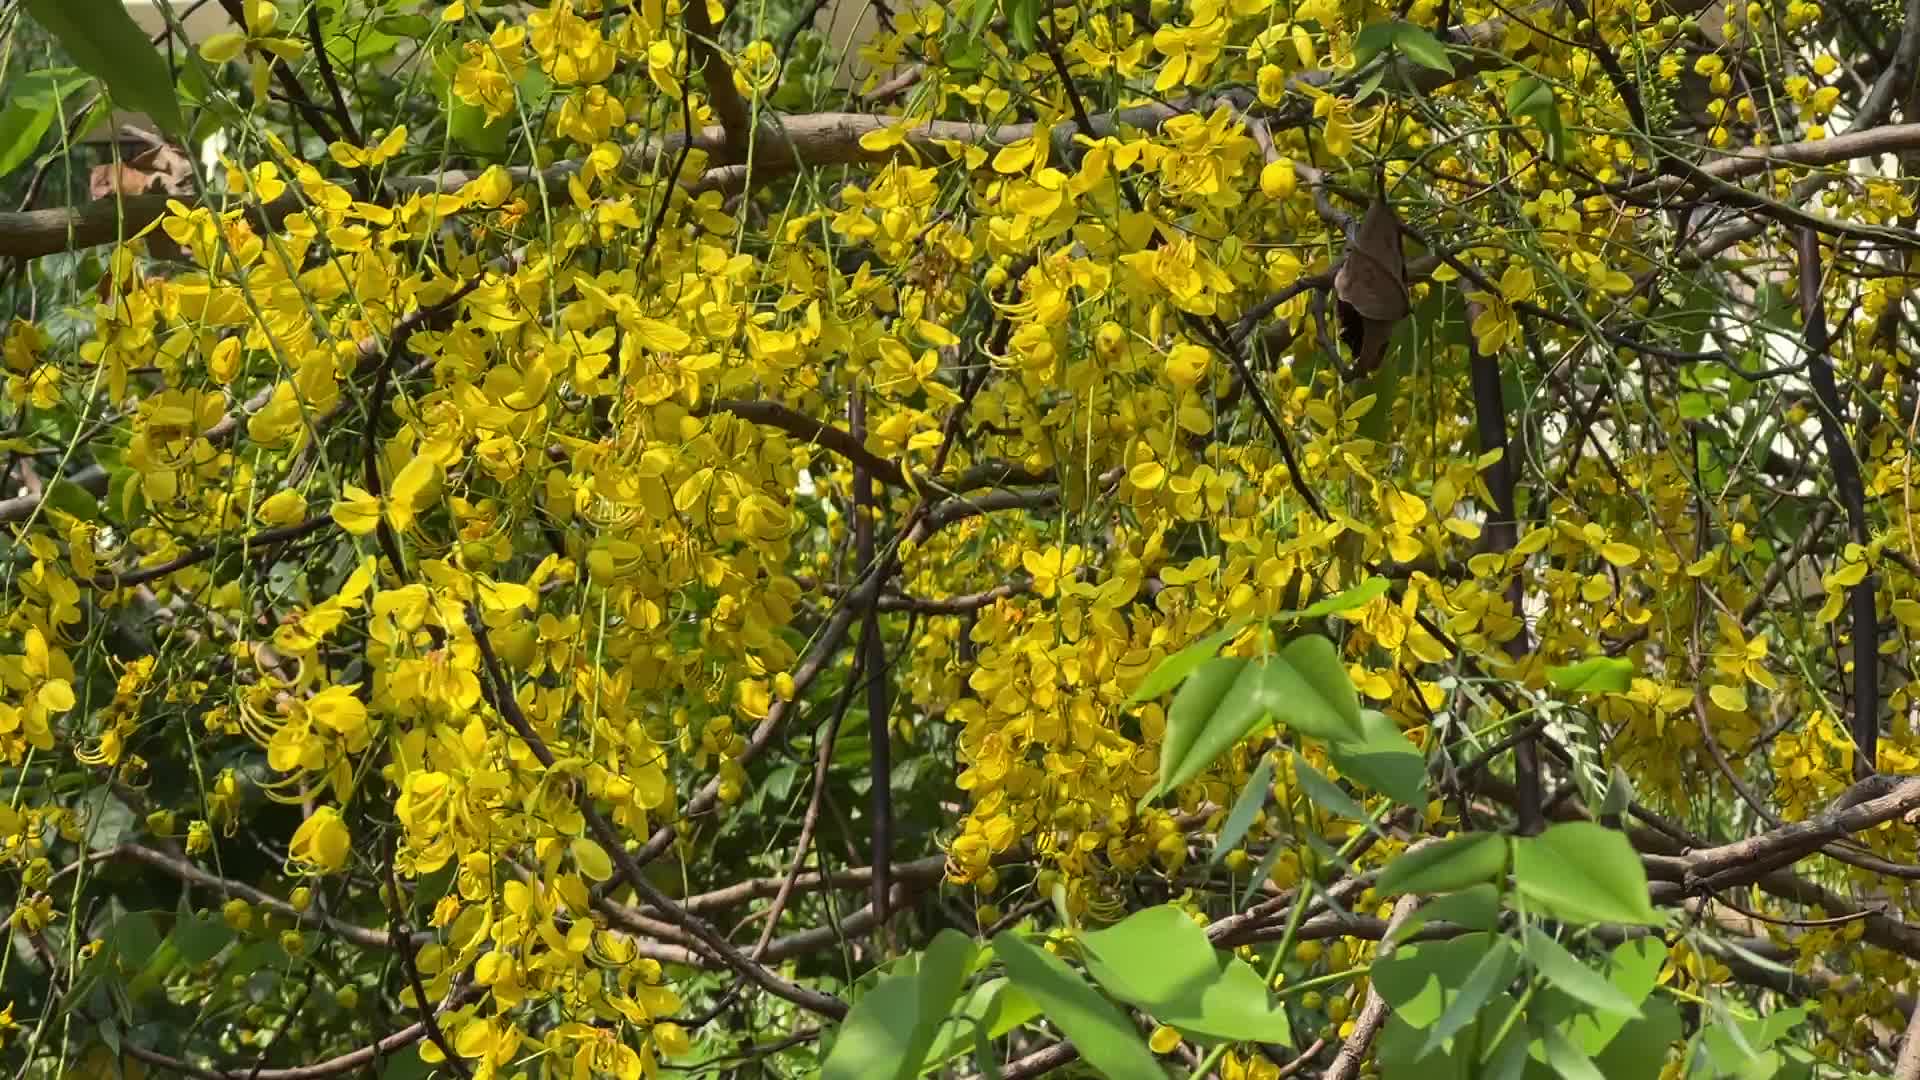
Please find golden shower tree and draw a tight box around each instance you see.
[1,0,1919,1074]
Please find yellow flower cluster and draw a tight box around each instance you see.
[2,0,1915,1069]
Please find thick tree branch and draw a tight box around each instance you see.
[1467,326,1541,834]
[1797,228,1880,775]
[848,389,895,940]
[683,0,752,155]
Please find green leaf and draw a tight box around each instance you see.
[41,476,100,522]
[1591,998,1682,1080]
[1270,635,1366,742]
[1544,1024,1607,1080]
[1665,273,1721,357]
[374,14,436,37]
[79,787,133,850]
[1007,0,1039,52]
[1351,21,1399,67]
[1078,905,1292,1044]
[1209,756,1274,866]
[919,979,1040,1075]
[1390,884,1501,944]
[1277,577,1391,622]
[1147,655,1249,803]
[1292,753,1375,830]
[449,100,511,157]
[1373,934,1504,1029]
[1389,22,1454,73]
[1378,833,1508,896]
[1239,840,1290,908]
[107,465,146,527]
[1523,929,1641,1017]
[1550,937,1666,1055]
[381,1050,434,1080]
[1546,657,1635,694]
[22,0,187,137]
[1697,1005,1806,1077]
[993,932,1165,1080]
[1506,76,1555,118]
[1129,621,1248,705]
[1146,636,1365,805]
[1599,766,1635,819]
[1417,938,1519,1057]
[824,930,975,1080]
[967,0,998,37]
[0,101,56,178]
[0,71,83,177]
[1505,75,1565,160]
[973,1023,1003,1080]
[106,912,163,971]
[171,912,234,966]
[1604,938,1666,1011]
[1329,710,1427,806]
[1512,824,1662,927]
[1353,21,1454,73]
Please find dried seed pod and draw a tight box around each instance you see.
[1334,198,1410,379]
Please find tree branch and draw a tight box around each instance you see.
[466,605,851,1020]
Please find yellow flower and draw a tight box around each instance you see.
[330,486,383,535]
[328,127,407,169]
[288,807,352,874]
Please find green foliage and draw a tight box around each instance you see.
[1512,824,1662,927]
[21,0,185,136]
[822,930,976,1080]
[993,931,1167,1080]
[1377,833,1509,896]
[1145,636,1366,803]
[1545,657,1636,694]
[1080,906,1291,1043]
[1352,21,1455,74]
[0,69,88,176]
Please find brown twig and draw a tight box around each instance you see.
[212,0,341,143]
[1325,895,1422,1080]
[379,832,470,1079]
[117,980,480,1080]
[750,649,864,959]
[466,605,850,1020]
[1896,995,1920,1080]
